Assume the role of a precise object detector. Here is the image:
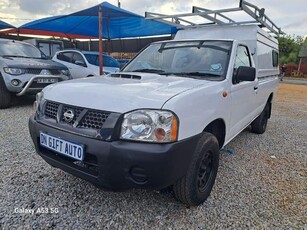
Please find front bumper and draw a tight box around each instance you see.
[16,75,63,96]
[2,73,67,95]
[29,115,200,190]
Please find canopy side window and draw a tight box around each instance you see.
[272,50,279,67]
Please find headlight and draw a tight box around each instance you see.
[120,110,178,143]
[3,67,26,75]
[34,92,44,117]
[60,69,71,77]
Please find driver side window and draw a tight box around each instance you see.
[233,45,251,84]
[72,52,86,66]
[235,45,251,68]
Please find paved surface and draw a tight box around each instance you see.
[281,78,307,85]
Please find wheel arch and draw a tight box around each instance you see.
[267,92,274,118]
[203,118,226,148]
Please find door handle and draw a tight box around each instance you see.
[254,86,258,90]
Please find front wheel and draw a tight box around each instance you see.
[173,132,220,206]
[251,102,270,134]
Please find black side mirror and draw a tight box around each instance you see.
[234,66,256,83]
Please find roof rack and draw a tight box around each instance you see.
[145,0,284,36]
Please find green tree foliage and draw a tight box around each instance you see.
[278,35,306,64]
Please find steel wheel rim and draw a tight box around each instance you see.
[197,150,214,193]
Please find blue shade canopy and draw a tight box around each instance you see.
[19,2,177,39]
[0,20,15,30]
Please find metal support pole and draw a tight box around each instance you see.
[17,28,20,41]
[88,39,91,51]
[99,5,104,76]
[298,58,302,73]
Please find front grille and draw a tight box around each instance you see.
[79,110,109,130]
[44,101,111,131]
[25,68,61,75]
[45,101,59,119]
[26,68,42,75]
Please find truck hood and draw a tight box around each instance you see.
[43,73,211,113]
[1,57,67,69]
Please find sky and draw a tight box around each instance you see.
[0,0,306,37]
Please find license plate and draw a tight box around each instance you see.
[40,132,84,161]
[37,78,58,84]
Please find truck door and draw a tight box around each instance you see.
[229,45,259,137]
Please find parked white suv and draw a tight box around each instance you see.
[53,50,120,78]
[29,25,279,206]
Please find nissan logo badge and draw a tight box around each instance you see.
[63,109,75,123]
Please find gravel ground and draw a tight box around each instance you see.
[0,84,306,229]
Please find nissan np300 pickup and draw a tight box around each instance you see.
[29,24,280,206]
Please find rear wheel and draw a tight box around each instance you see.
[173,132,219,206]
[251,102,270,134]
[0,76,11,109]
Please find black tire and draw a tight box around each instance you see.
[251,102,270,134]
[173,132,220,206]
[0,76,11,109]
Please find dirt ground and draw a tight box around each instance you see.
[275,83,307,120]
[277,83,307,103]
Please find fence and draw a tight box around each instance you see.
[282,60,307,78]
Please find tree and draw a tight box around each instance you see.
[278,35,306,64]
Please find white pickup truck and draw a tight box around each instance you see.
[29,24,279,206]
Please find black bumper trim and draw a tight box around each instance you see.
[29,115,200,191]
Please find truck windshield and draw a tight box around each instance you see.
[123,41,232,80]
[0,40,42,58]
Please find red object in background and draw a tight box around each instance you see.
[280,60,307,77]
[1,28,95,39]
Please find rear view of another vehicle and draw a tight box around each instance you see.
[0,39,71,109]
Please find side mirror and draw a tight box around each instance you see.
[234,66,256,83]
[75,60,86,67]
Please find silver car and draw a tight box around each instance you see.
[0,38,71,109]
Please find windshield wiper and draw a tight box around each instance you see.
[162,72,221,79]
[1,55,41,59]
[131,68,166,74]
